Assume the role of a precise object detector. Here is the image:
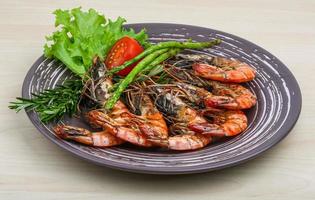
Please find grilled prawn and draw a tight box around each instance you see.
[176,82,256,110]
[190,108,248,137]
[148,86,213,150]
[85,61,154,147]
[86,103,154,147]
[173,54,256,83]
[125,91,168,140]
[207,81,257,110]
[165,66,256,110]
[54,125,124,147]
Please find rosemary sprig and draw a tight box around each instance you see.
[9,79,83,123]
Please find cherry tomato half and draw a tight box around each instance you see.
[105,36,143,76]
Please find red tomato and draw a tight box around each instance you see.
[105,36,143,76]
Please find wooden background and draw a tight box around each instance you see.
[1,0,314,199]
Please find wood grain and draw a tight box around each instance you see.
[0,0,314,199]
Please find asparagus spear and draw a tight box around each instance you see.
[105,48,180,110]
[107,39,221,75]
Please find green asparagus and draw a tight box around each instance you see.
[105,48,180,110]
[107,39,221,75]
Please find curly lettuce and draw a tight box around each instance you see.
[44,8,149,77]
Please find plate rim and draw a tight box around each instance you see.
[22,23,302,174]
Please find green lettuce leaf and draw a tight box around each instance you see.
[44,7,149,76]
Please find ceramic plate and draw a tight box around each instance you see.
[22,23,302,174]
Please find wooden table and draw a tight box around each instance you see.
[1,0,314,199]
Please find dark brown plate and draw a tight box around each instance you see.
[22,23,302,174]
